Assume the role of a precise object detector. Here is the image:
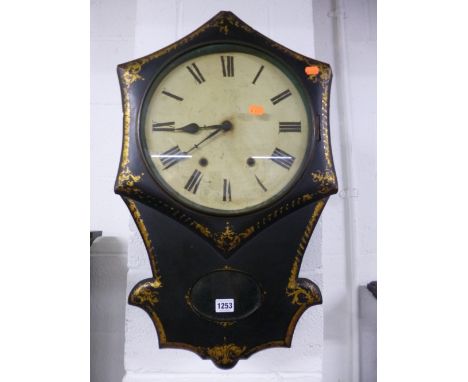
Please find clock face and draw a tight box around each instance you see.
[140,45,313,215]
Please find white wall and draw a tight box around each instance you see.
[90,0,376,381]
[313,0,377,380]
[91,0,138,250]
[91,1,137,381]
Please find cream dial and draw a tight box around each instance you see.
[141,48,311,214]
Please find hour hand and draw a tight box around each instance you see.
[152,122,229,134]
[152,122,200,133]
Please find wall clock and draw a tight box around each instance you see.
[115,11,337,369]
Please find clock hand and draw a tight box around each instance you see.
[153,123,230,134]
[160,121,232,170]
[176,123,200,134]
[186,121,232,153]
[186,129,222,153]
[152,123,199,133]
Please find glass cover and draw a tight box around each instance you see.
[141,46,312,214]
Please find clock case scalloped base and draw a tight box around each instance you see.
[126,197,326,369]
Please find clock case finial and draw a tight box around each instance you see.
[115,11,337,369]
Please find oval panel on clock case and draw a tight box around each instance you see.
[189,270,263,322]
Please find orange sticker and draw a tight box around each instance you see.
[249,104,265,116]
[305,65,319,76]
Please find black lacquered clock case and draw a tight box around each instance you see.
[115,11,337,369]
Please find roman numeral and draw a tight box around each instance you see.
[223,179,232,201]
[252,65,264,84]
[255,175,267,192]
[221,56,234,77]
[152,121,175,132]
[184,169,203,194]
[270,89,292,105]
[158,145,187,169]
[161,90,183,101]
[279,122,301,133]
[186,62,205,84]
[270,147,295,170]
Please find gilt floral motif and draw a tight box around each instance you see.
[206,344,247,366]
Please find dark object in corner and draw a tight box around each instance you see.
[90,231,102,246]
[367,281,377,298]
